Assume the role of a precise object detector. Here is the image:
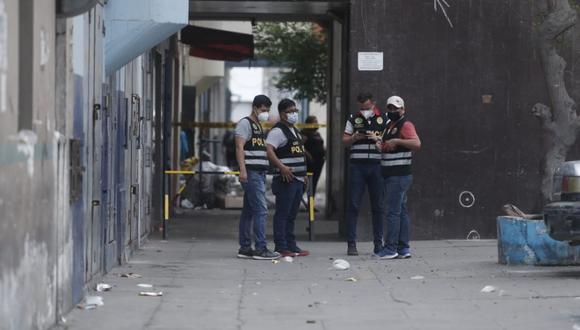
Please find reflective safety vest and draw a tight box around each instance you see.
[348,112,388,164]
[271,122,307,177]
[242,117,269,171]
[381,118,412,176]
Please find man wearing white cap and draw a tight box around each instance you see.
[375,95,421,259]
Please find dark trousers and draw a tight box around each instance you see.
[346,163,385,246]
[272,177,304,251]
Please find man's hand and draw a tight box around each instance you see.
[382,139,397,152]
[280,165,294,182]
[239,169,248,183]
[305,151,314,163]
[367,132,380,142]
[352,131,366,142]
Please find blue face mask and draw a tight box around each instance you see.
[287,112,299,124]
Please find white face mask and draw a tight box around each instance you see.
[286,112,299,124]
[257,111,269,122]
[361,110,373,119]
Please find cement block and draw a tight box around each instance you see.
[497,216,580,265]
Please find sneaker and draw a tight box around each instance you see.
[375,248,398,259]
[397,248,411,259]
[290,247,310,257]
[373,243,383,254]
[347,243,359,256]
[252,249,281,260]
[275,249,297,257]
[237,247,254,259]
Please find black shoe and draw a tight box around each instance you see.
[347,244,359,256]
[237,247,254,259]
[289,246,310,257]
[274,249,296,257]
[252,248,281,260]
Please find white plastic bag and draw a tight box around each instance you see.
[332,259,350,270]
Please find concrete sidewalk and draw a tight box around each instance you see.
[62,216,580,330]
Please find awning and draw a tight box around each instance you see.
[57,0,98,17]
[104,0,188,75]
[180,25,254,62]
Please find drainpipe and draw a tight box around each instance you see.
[171,35,181,206]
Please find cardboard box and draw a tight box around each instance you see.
[216,193,244,209]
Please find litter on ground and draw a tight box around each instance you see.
[332,259,350,270]
[77,296,104,309]
[96,283,112,292]
[481,285,497,293]
[139,291,163,297]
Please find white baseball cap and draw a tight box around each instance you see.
[386,96,405,109]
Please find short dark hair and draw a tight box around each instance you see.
[356,92,373,103]
[305,115,317,124]
[253,94,272,108]
[278,98,296,113]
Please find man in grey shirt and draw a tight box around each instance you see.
[266,98,310,257]
[234,95,280,260]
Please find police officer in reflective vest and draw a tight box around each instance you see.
[266,99,310,257]
[342,92,388,255]
[375,95,421,259]
[235,95,280,260]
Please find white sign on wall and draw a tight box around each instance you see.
[357,52,383,71]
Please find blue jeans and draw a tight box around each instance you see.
[239,171,268,251]
[384,175,413,253]
[271,177,304,250]
[346,163,385,245]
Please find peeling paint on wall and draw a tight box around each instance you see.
[0,235,55,330]
[523,244,537,264]
[0,0,7,113]
[16,130,38,177]
[53,130,73,312]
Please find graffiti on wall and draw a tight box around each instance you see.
[434,0,454,28]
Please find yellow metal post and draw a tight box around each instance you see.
[164,194,169,221]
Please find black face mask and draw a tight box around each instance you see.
[387,111,401,121]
